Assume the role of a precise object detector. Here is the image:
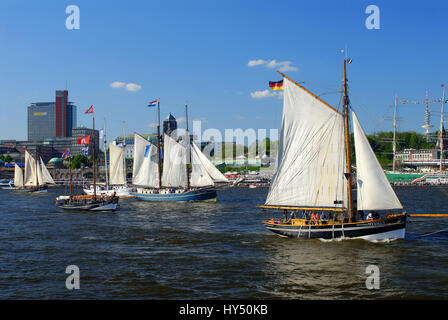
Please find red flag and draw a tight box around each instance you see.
[85,105,94,114]
[77,136,90,145]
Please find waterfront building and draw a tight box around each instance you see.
[395,148,448,172]
[27,90,77,141]
[71,127,99,156]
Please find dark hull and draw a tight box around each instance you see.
[57,197,119,212]
[263,215,407,240]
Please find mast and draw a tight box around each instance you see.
[157,99,162,189]
[122,121,127,185]
[92,116,97,198]
[393,94,398,172]
[343,59,354,222]
[185,102,191,189]
[440,85,446,172]
[103,119,109,188]
[36,149,39,187]
[69,153,73,201]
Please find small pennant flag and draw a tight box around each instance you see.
[61,149,71,159]
[147,100,158,107]
[269,80,283,90]
[77,135,90,145]
[85,105,94,114]
[82,146,89,156]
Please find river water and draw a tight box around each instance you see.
[1,186,448,299]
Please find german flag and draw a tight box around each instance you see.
[269,80,283,90]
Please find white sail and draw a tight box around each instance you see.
[14,164,24,187]
[190,143,214,187]
[191,142,228,183]
[265,78,347,208]
[132,134,160,187]
[24,150,37,186]
[162,134,187,187]
[109,143,126,185]
[352,112,403,210]
[39,158,55,185]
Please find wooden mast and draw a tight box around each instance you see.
[343,59,354,222]
[185,102,191,189]
[157,99,162,189]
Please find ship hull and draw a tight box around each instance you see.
[263,215,406,240]
[56,196,119,212]
[130,187,217,202]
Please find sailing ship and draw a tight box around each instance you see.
[14,150,54,192]
[130,101,228,201]
[259,59,407,240]
[55,108,119,211]
[84,122,132,197]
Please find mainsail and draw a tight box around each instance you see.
[39,158,55,185]
[352,112,403,210]
[132,134,159,187]
[24,150,37,186]
[265,77,347,208]
[162,134,187,187]
[14,164,24,187]
[109,143,126,185]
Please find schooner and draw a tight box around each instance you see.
[260,59,407,240]
[130,101,228,201]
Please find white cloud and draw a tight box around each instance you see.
[125,83,142,92]
[110,81,142,92]
[248,59,267,67]
[250,89,278,99]
[235,115,245,121]
[110,81,126,88]
[148,123,158,128]
[247,59,298,72]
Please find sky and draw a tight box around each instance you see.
[0,0,447,142]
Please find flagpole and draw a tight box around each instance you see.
[157,98,162,189]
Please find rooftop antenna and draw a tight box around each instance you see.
[422,90,433,141]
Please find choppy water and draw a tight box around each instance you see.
[1,186,448,299]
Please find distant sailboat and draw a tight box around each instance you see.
[130,101,228,201]
[259,60,407,240]
[83,142,132,197]
[15,150,52,192]
[83,121,132,197]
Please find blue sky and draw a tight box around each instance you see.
[0,0,447,142]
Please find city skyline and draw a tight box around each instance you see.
[0,0,447,143]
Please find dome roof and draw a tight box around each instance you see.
[48,157,63,163]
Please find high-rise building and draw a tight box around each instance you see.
[163,113,177,138]
[28,90,77,141]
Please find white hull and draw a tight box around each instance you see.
[89,202,118,211]
[83,185,131,197]
[354,227,406,241]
